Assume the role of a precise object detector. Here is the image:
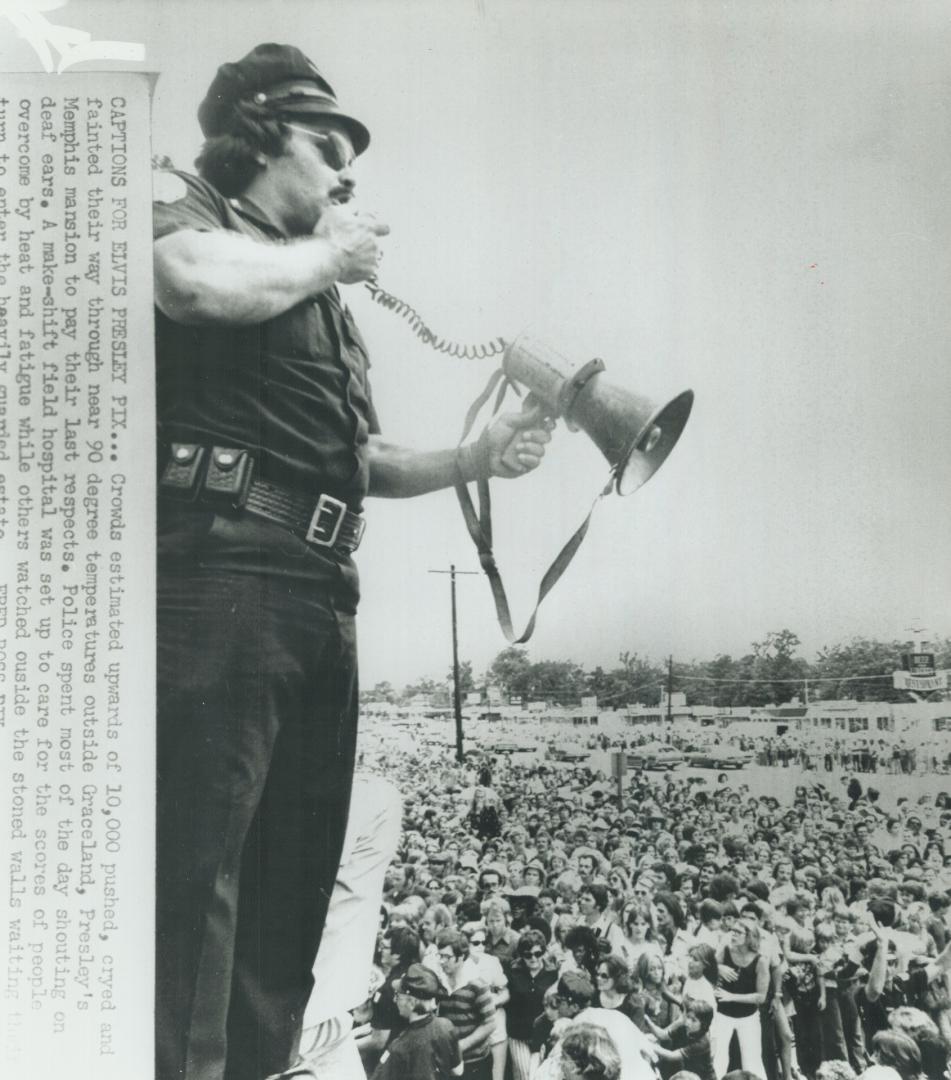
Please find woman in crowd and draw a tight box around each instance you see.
[595,953,645,1027]
[638,950,678,1031]
[681,944,718,1012]
[622,902,662,972]
[654,892,693,977]
[551,914,579,971]
[505,929,558,1080]
[712,916,769,1080]
[608,867,633,914]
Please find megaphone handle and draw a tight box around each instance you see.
[454,472,614,645]
[453,362,614,643]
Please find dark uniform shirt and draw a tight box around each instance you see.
[154,171,380,604]
[154,171,380,507]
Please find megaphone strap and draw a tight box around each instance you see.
[455,476,612,644]
[454,366,615,644]
[458,366,512,452]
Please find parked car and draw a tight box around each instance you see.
[546,746,590,763]
[626,742,684,770]
[490,740,534,754]
[686,746,750,769]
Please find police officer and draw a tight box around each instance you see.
[153,42,551,1080]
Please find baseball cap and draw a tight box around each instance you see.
[558,970,595,1005]
[394,963,441,1000]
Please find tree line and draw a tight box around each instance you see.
[365,630,951,709]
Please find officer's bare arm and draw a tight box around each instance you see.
[154,207,388,326]
[154,230,349,326]
[367,406,552,498]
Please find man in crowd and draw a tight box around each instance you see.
[479,867,506,901]
[434,930,497,1079]
[153,41,551,1080]
[371,964,463,1080]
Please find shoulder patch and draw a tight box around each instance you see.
[152,170,189,204]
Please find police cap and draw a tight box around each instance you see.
[198,43,370,154]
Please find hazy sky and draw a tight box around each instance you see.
[5,0,950,689]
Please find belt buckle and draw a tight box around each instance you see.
[306,493,346,548]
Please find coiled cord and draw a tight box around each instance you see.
[364,278,507,360]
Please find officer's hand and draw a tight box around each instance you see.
[314,205,390,284]
[486,400,554,479]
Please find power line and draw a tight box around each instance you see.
[673,671,895,685]
[480,670,895,690]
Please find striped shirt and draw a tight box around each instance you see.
[438,978,495,1062]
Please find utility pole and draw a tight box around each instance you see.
[429,565,479,763]
[666,654,673,741]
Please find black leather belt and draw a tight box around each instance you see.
[245,480,365,554]
[159,444,365,555]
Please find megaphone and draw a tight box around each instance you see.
[502,334,694,495]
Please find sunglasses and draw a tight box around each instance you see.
[527,948,545,958]
[469,937,486,946]
[284,124,355,170]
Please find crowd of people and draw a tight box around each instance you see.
[306,723,951,1080]
[745,737,951,776]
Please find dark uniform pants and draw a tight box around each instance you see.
[155,562,358,1080]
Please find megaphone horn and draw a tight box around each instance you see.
[502,334,694,495]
